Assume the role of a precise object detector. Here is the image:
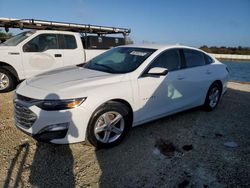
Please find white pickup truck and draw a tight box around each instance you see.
[0,17,130,92]
[0,30,127,92]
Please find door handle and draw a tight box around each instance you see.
[206,70,212,75]
[177,76,185,80]
[54,54,62,57]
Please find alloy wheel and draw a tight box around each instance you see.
[208,86,220,108]
[0,73,9,90]
[94,111,125,143]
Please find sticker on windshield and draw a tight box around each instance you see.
[130,51,148,56]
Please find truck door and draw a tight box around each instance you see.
[22,34,64,78]
[58,34,85,66]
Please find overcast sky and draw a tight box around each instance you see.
[1,0,250,47]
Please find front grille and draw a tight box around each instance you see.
[14,103,37,129]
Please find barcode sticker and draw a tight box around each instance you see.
[130,51,147,56]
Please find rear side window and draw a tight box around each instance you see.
[183,49,206,68]
[204,54,214,64]
[64,35,77,49]
[58,34,77,49]
[148,49,181,71]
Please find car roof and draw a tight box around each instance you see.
[122,43,204,52]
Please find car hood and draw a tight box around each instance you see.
[19,66,124,99]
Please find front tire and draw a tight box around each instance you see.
[0,68,16,93]
[86,101,132,148]
[203,82,222,111]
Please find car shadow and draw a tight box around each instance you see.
[94,87,250,187]
[28,93,77,187]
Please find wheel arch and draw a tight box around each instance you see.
[0,61,19,81]
[212,80,223,90]
[86,98,134,148]
[109,98,134,122]
[204,80,223,103]
[90,98,134,124]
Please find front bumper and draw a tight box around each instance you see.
[16,124,68,143]
[34,129,69,143]
[13,97,92,144]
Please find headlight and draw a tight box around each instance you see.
[36,97,86,111]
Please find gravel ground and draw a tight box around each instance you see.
[0,82,249,188]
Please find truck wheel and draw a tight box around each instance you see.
[86,101,132,148]
[0,68,16,93]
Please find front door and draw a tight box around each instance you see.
[137,49,185,122]
[22,33,64,78]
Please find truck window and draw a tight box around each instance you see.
[64,35,77,49]
[23,34,59,52]
[58,34,77,49]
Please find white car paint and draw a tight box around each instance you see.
[14,44,229,144]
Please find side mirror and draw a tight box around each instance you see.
[146,67,168,76]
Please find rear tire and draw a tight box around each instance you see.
[86,101,132,148]
[203,82,222,111]
[0,68,16,93]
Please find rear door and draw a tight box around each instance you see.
[22,34,64,78]
[58,34,85,66]
[178,49,212,107]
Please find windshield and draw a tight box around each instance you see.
[84,47,156,74]
[0,31,35,46]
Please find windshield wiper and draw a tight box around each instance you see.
[76,62,86,67]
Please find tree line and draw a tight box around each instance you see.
[200,45,250,55]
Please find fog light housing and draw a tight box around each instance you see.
[39,122,69,133]
[34,123,69,142]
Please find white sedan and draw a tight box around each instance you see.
[14,44,229,148]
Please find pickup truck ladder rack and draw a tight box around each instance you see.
[0,17,131,36]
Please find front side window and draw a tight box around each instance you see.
[183,49,206,68]
[84,47,156,73]
[0,31,35,46]
[147,49,181,71]
[23,34,59,52]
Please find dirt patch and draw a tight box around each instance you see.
[154,138,176,157]
[178,179,190,188]
[215,133,224,138]
[0,82,250,187]
[182,145,193,151]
